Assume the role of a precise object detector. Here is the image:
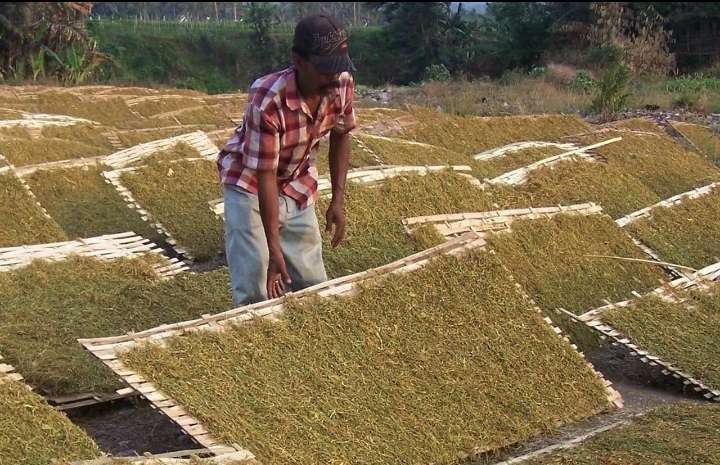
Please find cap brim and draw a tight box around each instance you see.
[309,53,356,74]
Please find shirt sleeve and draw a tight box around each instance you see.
[332,73,357,135]
[242,104,281,171]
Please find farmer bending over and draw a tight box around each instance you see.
[217,14,356,305]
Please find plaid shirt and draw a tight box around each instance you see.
[217,67,356,209]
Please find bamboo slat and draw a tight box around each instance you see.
[0,112,97,129]
[487,138,622,186]
[0,232,188,277]
[473,141,579,161]
[615,182,720,227]
[566,262,720,402]
[402,203,603,237]
[103,131,219,169]
[79,232,488,455]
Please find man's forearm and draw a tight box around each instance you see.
[328,130,351,204]
[256,170,281,257]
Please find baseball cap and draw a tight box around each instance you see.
[293,14,356,74]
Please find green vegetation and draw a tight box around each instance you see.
[0,379,100,465]
[523,403,720,465]
[602,285,720,390]
[0,255,232,396]
[120,158,223,260]
[626,187,720,269]
[0,172,67,247]
[314,137,380,175]
[124,251,611,465]
[125,141,203,167]
[487,214,666,315]
[317,172,495,278]
[25,165,161,240]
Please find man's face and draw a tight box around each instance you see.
[295,55,341,96]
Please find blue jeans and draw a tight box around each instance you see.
[223,185,328,306]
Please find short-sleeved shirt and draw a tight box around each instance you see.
[217,67,356,210]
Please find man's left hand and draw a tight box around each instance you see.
[325,200,346,248]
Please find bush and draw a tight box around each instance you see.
[590,61,631,121]
[572,70,595,93]
[423,63,451,82]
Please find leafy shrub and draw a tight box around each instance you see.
[572,70,596,93]
[590,62,631,121]
[423,63,451,82]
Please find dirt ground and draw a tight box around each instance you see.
[67,398,199,457]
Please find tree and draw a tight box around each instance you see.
[380,2,452,83]
[245,2,278,77]
[0,2,103,83]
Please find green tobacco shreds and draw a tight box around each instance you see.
[487,214,665,314]
[353,133,470,166]
[524,402,720,465]
[131,98,205,118]
[121,158,223,260]
[123,252,610,465]
[602,285,720,389]
[317,172,495,278]
[0,256,232,395]
[626,187,720,269]
[474,146,567,180]
[607,117,665,133]
[126,141,203,167]
[41,124,115,151]
[26,165,162,240]
[0,172,67,247]
[0,126,31,138]
[0,137,110,166]
[0,380,100,465]
[312,136,378,175]
[400,107,589,155]
[573,130,720,199]
[118,125,218,147]
[172,106,233,126]
[9,92,140,128]
[510,159,661,219]
[673,122,720,165]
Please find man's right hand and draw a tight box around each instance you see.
[267,252,292,299]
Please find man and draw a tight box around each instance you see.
[217,14,356,306]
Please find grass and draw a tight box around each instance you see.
[486,214,666,315]
[0,379,100,465]
[123,251,612,465]
[317,171,496,278]
[25,164,162,241]
[398,107,590,155]
[510,159,662,219]
[0,126,31,138]
[601,284,720,390]
[120,158,223,260]
[672,121,720,165]
[0,137,111,166]
[522,402,720,465]
[130,97,205,118]
[0,172,67,247]
[353,133,471,167]
[626,186,720,269]
[572,130,720,199]
[0,255,233,396]
[170,106,233,126]
[473,145,568,180]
